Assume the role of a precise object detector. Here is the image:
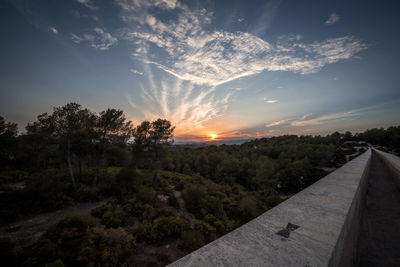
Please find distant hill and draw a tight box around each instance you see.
[174,138,254,147]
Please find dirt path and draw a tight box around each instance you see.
[357,152,400,266]
[173,190,199,226]
[0,199,110,249]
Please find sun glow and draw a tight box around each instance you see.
[209,133,218,140]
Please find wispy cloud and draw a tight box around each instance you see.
[291,111,357,126]
[126,63,234,135]
[75,0,97,10]
[300,113,313,120]
[325,12,340,25]
[264,98,278,104]
[266,119,287,128]
[119,2,367,87]
[49,27,58,34]
[130,69,143,75]
[71,28,117,50]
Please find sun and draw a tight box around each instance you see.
[209,133,218,140]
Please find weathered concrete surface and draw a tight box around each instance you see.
[373,148,400,190]
[357,150,400,266]
[169,149,372,267]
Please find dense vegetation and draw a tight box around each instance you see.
[0,103,390,266]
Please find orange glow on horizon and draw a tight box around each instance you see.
[209,133,218,141]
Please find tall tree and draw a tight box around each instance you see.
[132,119,175,171]
[92,109,133,185]
[0,116,18,166]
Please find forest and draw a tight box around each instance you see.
[0,103,398,266]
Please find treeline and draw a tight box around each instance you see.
[167,133,361,193]
[355,126,400,154]
[0,103,174,223]
[1,103,393,266]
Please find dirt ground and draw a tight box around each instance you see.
[357,152,400,266]
[0,199,110,249]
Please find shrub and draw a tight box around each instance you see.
[0,237,17,267]
[180,230,205,252]
[101,208,125,228]
[151,216,190,242]
[136,216,190,244]
[167,194,179,208]
[78,226,135,266]
[19,239,58,267]
[194,221,216,241]
[44,216,94,265]
[75,185,99,202]
[182,186,206,217]
[45,259,66,267]
[204,196,225,219]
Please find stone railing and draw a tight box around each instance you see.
[169,149,372,267]
[373,148,400,190]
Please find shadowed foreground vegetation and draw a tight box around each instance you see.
[0,103,397,266]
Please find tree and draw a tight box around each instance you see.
[132,119,175,170]
[0,116,18,166]
[52,103,96,188]
[92,109,133,185]
[26,103,96,188]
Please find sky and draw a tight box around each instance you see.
[0,0,399,142]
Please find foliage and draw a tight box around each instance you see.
[180,230,205,252]
[78,226,135,266]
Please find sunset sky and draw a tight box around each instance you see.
[1,0,399,142]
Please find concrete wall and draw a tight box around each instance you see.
[373,148,400,190]
[169,149,372,267]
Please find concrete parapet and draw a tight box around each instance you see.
[169,149,372,267]
[373,148,400,190]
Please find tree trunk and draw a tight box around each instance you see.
[93,158,99,186]
[78,155,82,181]
[67,135,76,189]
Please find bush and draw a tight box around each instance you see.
[78,226,135,266]
[136,216,190,244]
[204,196,225,219]
[194,221,216,242]
[101,209,125,228]
[182,187,206,217]
[167,194,179,208]
[75,185,99,202]
[44,216,94,265]
[151,216,190,242]
[180,230,205,252]
[45,259,66,267]
[19,239,58,267]
[0,237,17,267]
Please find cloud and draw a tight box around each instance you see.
[266,119,287,128]
[126,68,234,135]
[130,69,143,75]
[49,27,58,34]
[120,2,367,87]
[300,113,313,120]
[264,98,278,104]
[75,0,97,10]
[291,111,357,127]
[115,0,179,13]
[325,12,340,25]
[71,28,117,50]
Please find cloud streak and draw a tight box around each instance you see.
[71,28,117,50]
[49,27,58,34]
[120,3,366,87]
[325,12,340,25]
[264,98,278,104]
[291,111,357,127]
[266,119,287,128]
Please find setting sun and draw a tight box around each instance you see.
[209,133,218,140]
